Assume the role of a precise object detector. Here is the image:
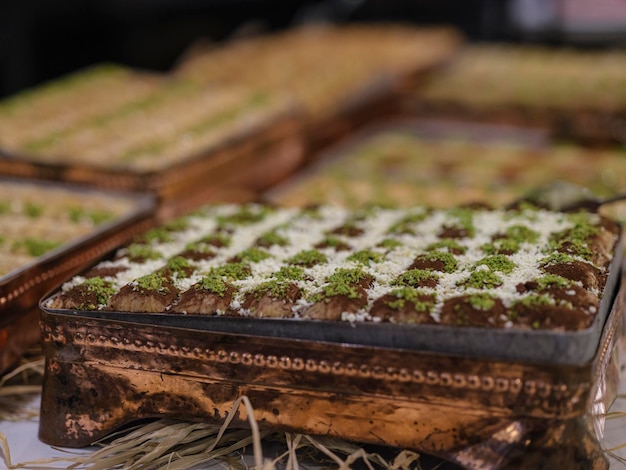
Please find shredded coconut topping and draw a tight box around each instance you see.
[51,203,618,331]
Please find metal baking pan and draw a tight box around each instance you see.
[0,69,305,217]
[38,267,625,469]
[404,44,626,146]
[0,178,155,372]
[264,118,554,210]
[0,105,304,205]
[264,119,626,229]
[174,25,463,153]
[39,232,622,366]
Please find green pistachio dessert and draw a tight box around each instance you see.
[176,24,461,120]
[266,130,626,223]
[0,64,163,152]
[0,62,294,176]
[49,203,620,332]
[418,45,626,113]
[411,44,626,142]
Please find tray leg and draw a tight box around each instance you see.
[446,418,608,470]
[38,359,248,447]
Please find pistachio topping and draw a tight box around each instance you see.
[385,287,434,312]
[273,266,306,281]
[535,274,573,290]
[134,273,168,292]
[53,203,618,332]
[211,262,251,281]
[197,274,229,296]
[234,247,271,263]
[474,255,516,274]
[165,256,193,277]
[466,293,497,311]
[325,267,370,285]
[125,244,162,261]
[392,269,439,287]
[256,230,289,247]
[287,249,328,267]
[346,249,383,265]
[461,270,503,289]
[81,276,117,308]
[505,225,539,244]
[309,282,362,302]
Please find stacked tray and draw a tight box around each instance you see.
[0,64,305,219]
[0,64,163,154]
[406,44,626,145]
[266,120,626,223]
[38,202,624,468]
[0,178,154,373]
[175,24,462,151]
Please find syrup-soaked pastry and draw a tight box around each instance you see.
[48,203,620,332]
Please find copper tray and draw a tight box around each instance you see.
[0,178,155,372]
[38,249,624,469]
[404,45,626,146]
[38,272,624,468]
[264,119,626,217]
[174,25,463,155]
[0,72,305,220]
[0,110,304,221]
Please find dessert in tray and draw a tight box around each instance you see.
[409,44,626,143]
[175,24,461,146]
[45,202,621,363]
[39,202,624,468]
[266,124,626,221]
[0,181,145,277]
[0,178,154,373]
[0,64,163,153]
[6,84,290,173]
[0,64,303,212]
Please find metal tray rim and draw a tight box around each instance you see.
[40,236,623,366]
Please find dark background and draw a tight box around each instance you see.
[1,0,624,99]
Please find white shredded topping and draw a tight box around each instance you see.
[58,204,616,328]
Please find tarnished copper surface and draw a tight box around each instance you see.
[38,273,624,469]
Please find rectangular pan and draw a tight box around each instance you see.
[37,269,625,469]
[0,178,155,372]
[39,210,623,366]
[264,119,626,242]
[403,44,626,146]
[173,25,463,154]
[0,66,305,216]
[40,245,622,366]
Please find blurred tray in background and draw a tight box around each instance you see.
[174,24,463,152]
[0,178,155,373]
[265,119,626,222]
[36,201,624,469]
[0,64,305,221]
[404,44,626,146]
